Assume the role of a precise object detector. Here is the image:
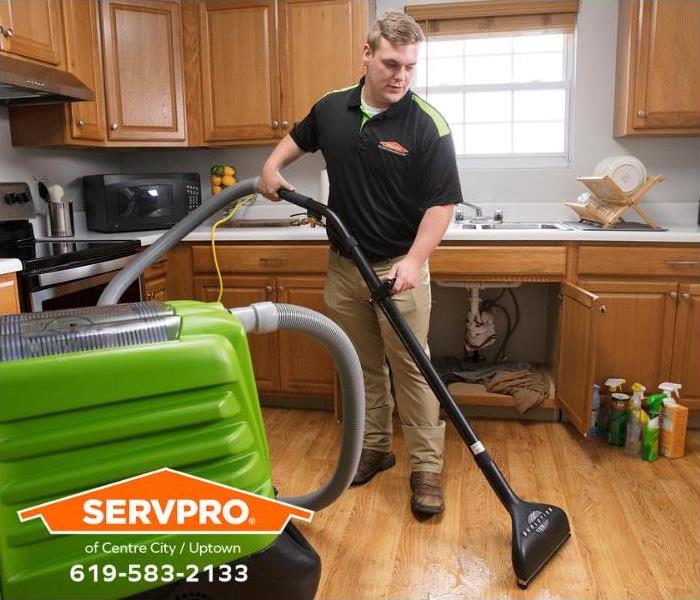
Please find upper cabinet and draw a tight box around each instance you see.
[198,1,281,143]
[198,0,368,145]
[614,0,700,137]
[0,0,64,66]
[8,0,368,147]
[101,0,186,142]
[61,0,107,142]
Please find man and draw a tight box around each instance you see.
[258,12,462,516]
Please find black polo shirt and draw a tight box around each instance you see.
[290,77,462,261]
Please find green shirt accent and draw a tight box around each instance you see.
[360,105,372,130]
[411,95,450,137]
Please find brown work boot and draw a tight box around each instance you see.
[351,449,396,486]
[410,471,445,516]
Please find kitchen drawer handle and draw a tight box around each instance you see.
[637,109,646,118]
[670,291,678,300]
[111,123,119,131]
[77,118,85,127]
[665,260,699,267]
[599,305,607,315]
[259,257,288,265]
[682,293,691,301]
[3,27,14,38]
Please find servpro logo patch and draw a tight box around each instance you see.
[378,141,410,156]
[17,468,313,535]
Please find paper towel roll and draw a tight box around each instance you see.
[320,169,329,205]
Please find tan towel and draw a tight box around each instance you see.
[484,369,549,414]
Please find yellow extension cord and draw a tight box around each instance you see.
[210,195,256,303]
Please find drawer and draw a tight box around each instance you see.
[431,246,567,278]
[192,244,330,274]
[578,246,700,277]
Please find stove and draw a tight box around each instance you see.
[0,182,142,312]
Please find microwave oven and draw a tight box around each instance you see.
[84,173,201,233]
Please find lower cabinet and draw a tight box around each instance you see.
[142,257,169,302]
[0,273,20,315]
[671,284,700,405]
[193,271,335,406]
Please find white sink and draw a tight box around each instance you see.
[456,222,572,230]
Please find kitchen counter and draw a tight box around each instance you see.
[0,258,22,275]
[51,222,700,246]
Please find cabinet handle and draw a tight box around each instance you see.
[271,121,279,129]
[265,285,273,293]
[0,26,5,36]
[259,257,287,265]
[110,123,119,130]
[76,118,85,127]
[682,293,691,301]
[670,291,678,300]
[637,109,646,118]
[281,121,289,129]
[4,27,14,38]
[277,286,284,292]
[665,260,699,267]
[599,305,607,315]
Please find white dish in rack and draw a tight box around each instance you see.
[593,155,647,194]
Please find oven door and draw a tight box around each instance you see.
[25,256,142,312]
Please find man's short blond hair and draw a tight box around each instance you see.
[367,11,424,51]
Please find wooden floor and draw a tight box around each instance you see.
[263,408,700,599]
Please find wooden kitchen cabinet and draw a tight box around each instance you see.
[101,0,186,143]
[0,0,64,66]
[142,256,169,302]
[670,284,700,407]
[197,0,368,145]
[0,273,20,315]
[614,0,700,136]
[192,244,334,406]
[9,0,188,147]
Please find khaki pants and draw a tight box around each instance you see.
[324,251,445,473]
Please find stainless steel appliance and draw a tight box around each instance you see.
[83,173,201,233]
[0,182,141,312]
[0,55,93,105]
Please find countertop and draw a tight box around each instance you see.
[46,222,700,246]
[0,259,22,275]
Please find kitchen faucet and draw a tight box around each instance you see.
[455,201,483,222]
[454,202,504,223]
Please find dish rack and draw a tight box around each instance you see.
[565,174,665,229]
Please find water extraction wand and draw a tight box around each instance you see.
[98,178,570,589]
[276,189,572,589]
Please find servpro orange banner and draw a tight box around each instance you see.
[18,468,313,535]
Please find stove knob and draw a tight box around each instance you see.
[4,193,16,205]
[18,192,30,203]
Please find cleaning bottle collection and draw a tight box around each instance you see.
[589,378,689,461]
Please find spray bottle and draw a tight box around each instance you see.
[601,378,626,442]
[659,382,688,459]
[624,383,645,457]
[642,392,665,462]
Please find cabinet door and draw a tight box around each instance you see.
[142,258,168,302]
[557,282,600,437]
[0,0,63,65]
[61,0,106,142]
[198,1,280,142]
[279,0,367,127]
[633,0,700,129]
[0,273,20,315]
[671,284,700,408]
[193,275,279,393]
[100,0,186,142]
[580,280,678,390]
[276,276,335,396]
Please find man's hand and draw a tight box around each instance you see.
[387,256,422,294]
[257,168,294,202]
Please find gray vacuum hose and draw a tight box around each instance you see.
[230,302,364,511]
[98,177,259,306]
[97,176,365,512]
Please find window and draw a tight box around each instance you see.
[407,1,578,168]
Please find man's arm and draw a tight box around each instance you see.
[258,134,306,201]
[387,204,455,293]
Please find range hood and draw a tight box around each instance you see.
[0,55,94,106]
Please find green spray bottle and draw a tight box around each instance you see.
[602,378,626,442]
[642,392,665,461]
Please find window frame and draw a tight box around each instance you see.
[411,24,576,169]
